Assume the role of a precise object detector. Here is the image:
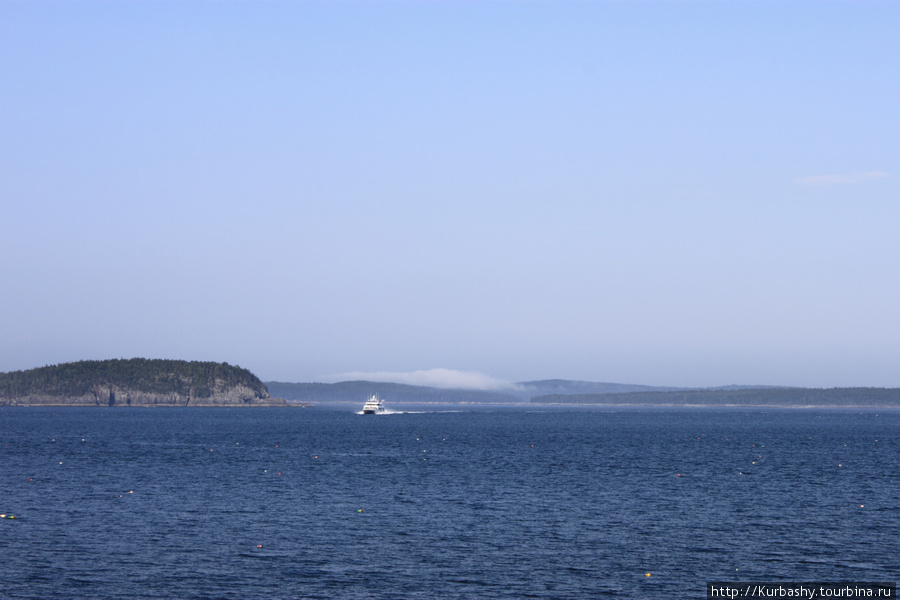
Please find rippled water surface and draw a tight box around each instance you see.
[1,407,897,599]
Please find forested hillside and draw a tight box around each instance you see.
[0,359,284,406]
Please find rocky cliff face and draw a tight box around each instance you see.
[3,384,286,406]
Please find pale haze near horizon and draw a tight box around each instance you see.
[1,2,897,389]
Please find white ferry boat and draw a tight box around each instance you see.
[361,394,386,414]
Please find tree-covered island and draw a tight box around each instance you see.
[0,359,286,406]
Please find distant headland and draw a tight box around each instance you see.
[0,359,287,407]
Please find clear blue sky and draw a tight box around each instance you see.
[2,1,897,388]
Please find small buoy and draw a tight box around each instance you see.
[676,474,681,477]
[313,456,318,459]
[210,449,213,452]
[128,490,133,494]
[860,504,864,508]
[59,462,63,465]
[357,509,363,513]
[256,544,262,548]
[645,573,651,577]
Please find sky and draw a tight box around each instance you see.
[1,1,898,389]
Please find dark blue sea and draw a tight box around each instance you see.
[1,406,897,599]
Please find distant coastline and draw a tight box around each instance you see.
[3,362,897,408]
[529,387,900,408]
[267,380,900,408]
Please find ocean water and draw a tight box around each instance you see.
[1,406,897,599]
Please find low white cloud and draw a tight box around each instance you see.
[328,368,520,391]
[794,171,890,186]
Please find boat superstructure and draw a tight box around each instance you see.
[362,394,386,414]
